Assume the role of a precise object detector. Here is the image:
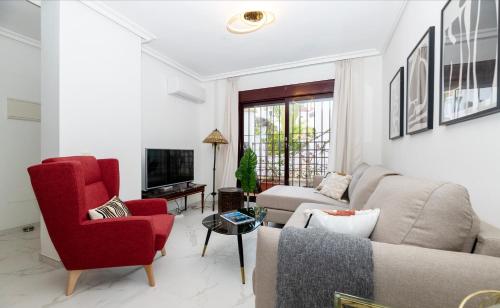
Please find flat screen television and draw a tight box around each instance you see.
[145,149,194,189]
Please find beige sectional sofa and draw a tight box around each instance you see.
[254,164,500,308]
[256,163,395,224]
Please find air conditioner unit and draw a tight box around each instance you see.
[167,77,205,103]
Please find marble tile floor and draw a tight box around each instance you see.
[0,202,258,308]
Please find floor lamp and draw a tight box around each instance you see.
[203,129,228,211]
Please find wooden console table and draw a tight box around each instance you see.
[142,183,208,213]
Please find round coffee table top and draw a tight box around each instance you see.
[202,207,267,236]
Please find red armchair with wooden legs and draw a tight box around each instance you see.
[27,156,174,295]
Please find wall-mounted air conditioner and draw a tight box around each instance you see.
[167,77,205,103]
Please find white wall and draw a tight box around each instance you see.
[382,0,500,227]
[59,1,142,200]
[41,1,143,259]
[141,53,213,208]
[42,0,142,200]
[0,35,41,231]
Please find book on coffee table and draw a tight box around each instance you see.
[220,210,255,225]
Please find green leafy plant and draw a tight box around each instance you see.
[235,148,258,208]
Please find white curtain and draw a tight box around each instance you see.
[329,59,364,174]
[219,78,239,188]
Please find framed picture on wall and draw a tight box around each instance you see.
[440,0,500,125]
[389,67,404,140]
[406,26,435,135]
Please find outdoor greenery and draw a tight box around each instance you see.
[252,104,329,179]
[254,105,316,157]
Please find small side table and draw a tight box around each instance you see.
[142,183,207,213]
[201,207,267,284]
[218,187,244,213]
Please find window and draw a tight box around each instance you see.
[239,80,334,192]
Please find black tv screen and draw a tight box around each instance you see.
[146,149,194,189]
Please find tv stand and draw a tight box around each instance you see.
[142,183,208,213]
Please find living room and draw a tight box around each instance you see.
[0,0,499,307]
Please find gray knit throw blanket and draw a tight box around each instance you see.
[276,227,373,308]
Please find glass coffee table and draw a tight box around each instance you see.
[201,207,267,284]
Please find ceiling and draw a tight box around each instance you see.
[105,1,406,78]
[0,1,406,80]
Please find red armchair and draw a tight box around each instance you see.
[27,156,174,295]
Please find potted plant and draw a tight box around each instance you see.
[235,148,257,208]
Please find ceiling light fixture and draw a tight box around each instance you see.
[226,10,275,34]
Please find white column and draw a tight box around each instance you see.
[40,0,143,260]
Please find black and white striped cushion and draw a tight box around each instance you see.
[88,196,131,220]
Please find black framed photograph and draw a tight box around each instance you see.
[389,67,404,140]
[406,27,435,135]
[440,0,500,125]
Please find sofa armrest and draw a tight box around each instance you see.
[313,175,324,188]
[474,221,500,258]
[372,241,500,308]
[125,198,167,216]
[254,229,500,308]
[254,226,281,308]
[75,217,156,269]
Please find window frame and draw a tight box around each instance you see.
[238,79,334,187]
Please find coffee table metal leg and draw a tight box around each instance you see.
[202,229,211,257]
[237,234,245,284]
[201,191,205,213]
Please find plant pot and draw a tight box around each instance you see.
[260,181,277,192]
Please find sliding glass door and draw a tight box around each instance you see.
[243,102,286,191]
[288,95,332,187]
[240,90,333,192]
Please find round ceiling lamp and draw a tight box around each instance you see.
[226,10,275,34]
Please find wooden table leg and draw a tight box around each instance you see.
[202,229,211,257]
[237,234,245,284]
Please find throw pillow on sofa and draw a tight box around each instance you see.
[88,196,131,220]
[318,173,352,200]
[305,208,380,238]
[315,172,332,191]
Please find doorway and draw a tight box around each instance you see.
[238,80,334,192]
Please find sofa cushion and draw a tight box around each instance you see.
[348,163,370,200]
[474,221,500,258]
[364,176,479,252]
[349,166,399,210]
[285,203,349,228]
[307,208,380,238]
[256,185,348,212]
